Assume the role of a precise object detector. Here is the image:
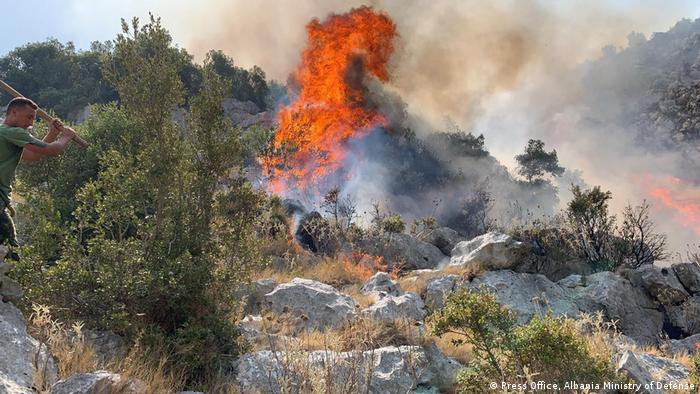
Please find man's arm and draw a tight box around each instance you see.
[22,120,74,162]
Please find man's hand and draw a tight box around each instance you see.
[61,126,76,140]
[49,119,63,137]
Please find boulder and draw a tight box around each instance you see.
[263,278,356,332]
[0,275,22,302]
[49,370,145,394]
[424,275,459,312]
[422,227,464,256]
[464,270,580,324]
[616,350,690,393]
[361,292,427,322]
[666,294,700,336]
[82,330,126,365]
[359,233,446,271]
[360,272,401,296]
[574,272,664,345]
[240,279,279,315]
[0,301,57,393]
[627,265,689,305]
[235,345,460,393]
[666,333,700,355]
[673,263,700,294]
[237,315,300,350]
[450,232,528,270]
[557,274,584,289]
[517,256,594,282]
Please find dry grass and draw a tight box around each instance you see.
[28,304,99,392]
[250,316,427,394]
[253,252,396,291]
[398,263,483,297]
[425,333,473,366]
[27,304,185,393]
[105,341,184,394]
[343,285,375,309]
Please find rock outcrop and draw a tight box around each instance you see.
[50,370,144,394]
[450,232,529,270]
[361,292,427,322]
[263,278,356,332]
[359,233,446,271]
[616,350,690,394]
[422,227,464,256]
[1,300,57,394]
[235,345,460,394]
[424,275,460,312]
[361,272,401,296]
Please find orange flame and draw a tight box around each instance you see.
[647,175,700,235]
[261,7,397,195]
[342,251,398,281]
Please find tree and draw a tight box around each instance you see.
[515,139,565,183]
[0,39,117,118]
[13,15,266,384]
[205,50,270,109]
[619,201,669,267]
[566,185,616,268]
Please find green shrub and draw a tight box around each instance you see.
[428,288,619,393]
[378,215,405,234]
[11,16,265,386]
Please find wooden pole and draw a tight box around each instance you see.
[0,80,89,148]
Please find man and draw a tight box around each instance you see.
[0,97,76,254]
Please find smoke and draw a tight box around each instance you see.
[153,0,700,255]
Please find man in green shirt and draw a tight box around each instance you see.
[0,97,76,255]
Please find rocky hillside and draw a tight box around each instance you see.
[3,229,700,393]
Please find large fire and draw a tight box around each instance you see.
[647,175,700,236]
[261,7,397,195]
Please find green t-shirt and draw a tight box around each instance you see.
[0,124,44,204]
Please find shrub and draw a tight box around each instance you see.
[428,288,619,393]
[11,16,266,386]
[618,201,669,267]
[566,185,617,270]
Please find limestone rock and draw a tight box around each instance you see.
[666,294,700,336]
[616,350,689,393]
[263,278,356,332]
[424,275,459,312]
[235,345,461,394]
[450,232,528,270]
[360,272,401,296]
[666,333,700,355]
[673,263,700,294]
[49,370,145,394]
[422,227,464,256]
[359,233,447,271]
[0,301,57,394]
[627,265,689,305]
[361,292,427,322]
[575,272,664,345]
[464,270,580,324]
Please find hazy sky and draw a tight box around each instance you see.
[4,0,700,80]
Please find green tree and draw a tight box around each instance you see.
[206,50,269,109]
[515,139,565,183]
[0,39,117,118]
[12,15,265,384]
[566,185,616,268]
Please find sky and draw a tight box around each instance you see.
[3,0,700,80]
